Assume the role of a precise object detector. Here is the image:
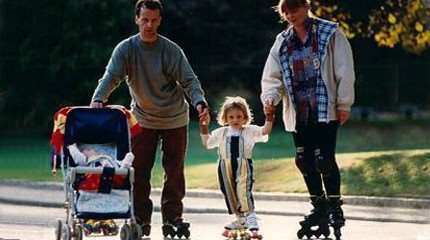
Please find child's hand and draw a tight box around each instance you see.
[199,119,209,134]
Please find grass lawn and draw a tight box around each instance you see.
[1,120,430,197]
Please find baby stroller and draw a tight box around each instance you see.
[51,106,143,240]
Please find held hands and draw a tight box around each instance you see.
[337,110,350,125]
[264,98,276,122]
[197,103,210,134]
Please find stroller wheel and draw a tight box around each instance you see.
[120,224,131,240]
[130,223,143,239]
[55,219,62,240]
[61,223,71,240]
[73,225,83,240]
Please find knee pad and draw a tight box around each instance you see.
[295,147,306,174]
[315,149,335,174]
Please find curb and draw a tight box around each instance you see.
[1,180,430,209]
[1,197,427,225]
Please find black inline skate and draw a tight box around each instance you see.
[140,223,151,237]
[162,218,191,239]
[297,195,330,239]
[327,198,345,240]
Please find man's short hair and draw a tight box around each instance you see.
[135,0,163,17]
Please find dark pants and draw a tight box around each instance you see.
[292,121,341,198]
[132,126,187,224]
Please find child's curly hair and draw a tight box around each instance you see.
[217,96,253,126]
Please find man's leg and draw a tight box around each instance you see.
[132,128,159,225]
[160,126,187,222]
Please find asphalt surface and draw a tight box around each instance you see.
[0,180,429,224]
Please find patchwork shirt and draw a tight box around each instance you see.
[279,17,338,123]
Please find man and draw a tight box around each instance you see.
[90,0,209,237]
[261,0,355,239]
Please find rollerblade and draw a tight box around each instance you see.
[83,219,101,236]
[328,198,345,240]
[245,212,262,240]
[222,215,248,240]
[162,218,191,239]
[100,219,118,236]
[297,196,330,239]
[140,223,151,237]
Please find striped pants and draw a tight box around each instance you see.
[218,157,255,215]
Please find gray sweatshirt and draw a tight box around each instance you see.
[92,34,206,129]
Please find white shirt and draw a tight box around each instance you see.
[202,125,268,160]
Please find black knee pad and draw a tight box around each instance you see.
[315,149,334,174]
[295,147,306,174]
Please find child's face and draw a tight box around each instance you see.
[226,108,247,129]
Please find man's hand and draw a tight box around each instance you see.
[337,110,350,125]
[197,103,210,126]
[90,100,104,108]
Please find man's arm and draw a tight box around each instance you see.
[172,47,207,107]
[90,41,128,108]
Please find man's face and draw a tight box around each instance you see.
[283,5,309,28]
[135,7,162,42]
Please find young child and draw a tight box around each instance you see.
[199,96,274,239]
[67,143,134,168]
[66,143,134,236]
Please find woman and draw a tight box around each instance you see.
[260,0,355,239]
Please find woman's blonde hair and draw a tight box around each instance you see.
[275,0,311,22]
[217,96,253,126]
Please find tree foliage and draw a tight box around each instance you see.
[313,0,430,54]
[0,0,429,130]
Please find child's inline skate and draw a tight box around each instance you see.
[297,196,330,239]
[83,219,118,236]
[162,218,191,239]
[222,213,263,240]
[222,216,248,240]
[328,198,345,240]
[245,212,263,240]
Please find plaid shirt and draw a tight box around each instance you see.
[279,17,338,123]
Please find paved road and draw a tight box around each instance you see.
[1,203,430,240]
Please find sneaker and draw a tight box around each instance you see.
[245,212,259,231]
[224,214,246,230]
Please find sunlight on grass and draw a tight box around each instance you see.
[342,150,430,197]
[1,122,430,197]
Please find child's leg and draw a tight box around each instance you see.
[67,143,87,165]
[218,158,239,215]
[235,158,255,213]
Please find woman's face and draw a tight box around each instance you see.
[283,5,310,28]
